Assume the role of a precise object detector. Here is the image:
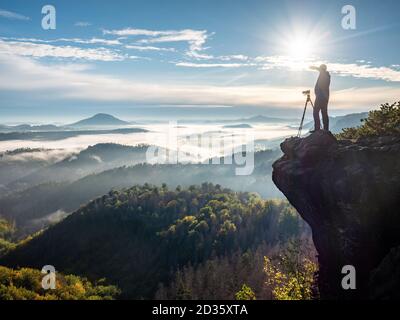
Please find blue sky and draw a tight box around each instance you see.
[0,0,399,121]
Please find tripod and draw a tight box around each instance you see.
[297,92,314,137]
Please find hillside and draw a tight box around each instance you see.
[7,143,149,191]
[330,112,368,133]
[0,184,306,299]
[0,149,283,236]
[303,112,368,133]
[0,148,69,186]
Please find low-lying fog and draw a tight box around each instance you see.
[0,123,296,157]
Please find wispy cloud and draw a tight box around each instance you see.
[0,40,125,61]
[176,62,254,68]
[220,55,249,61]
[74,21,91,27]
[1,36,121,46]
[103,28,210,56]
[1,53,398,110]
[125,45,175,52]
[329,63,400,82]
[103,28,169,37]
[0,9,30,21]
[257,55,400,82]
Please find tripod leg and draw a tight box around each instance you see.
[297,100,308,137]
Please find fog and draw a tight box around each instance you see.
[0,123,297,157]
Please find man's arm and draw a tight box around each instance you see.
[309,66,320,71]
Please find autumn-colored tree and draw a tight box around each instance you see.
[235,284,256,300]
[0,266,119,300]
[264,240,317,300]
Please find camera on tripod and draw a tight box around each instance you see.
[297,89,314,137]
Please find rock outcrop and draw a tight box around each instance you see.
[272,130,400,299]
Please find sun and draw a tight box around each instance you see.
[285,34,315,61]
[272,30,320,71]
[287,36,313,59]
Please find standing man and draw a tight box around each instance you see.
[310,64,331,132]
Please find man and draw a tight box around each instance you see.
[310,64,330,132]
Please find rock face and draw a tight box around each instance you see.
[272,130,400,299]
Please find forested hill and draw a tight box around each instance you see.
[0,184,305,299]
[0,149,282,236]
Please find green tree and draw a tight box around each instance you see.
[337,101,400,139]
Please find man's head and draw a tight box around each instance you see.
[319,64,327,72]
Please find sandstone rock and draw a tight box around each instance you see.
[272,130,400,299]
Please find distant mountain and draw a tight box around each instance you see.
[12,124,61,131]
[303,112,368,133]
[234,115,298,124]
[223,124,252,129]
[69,113,129,127]
[0,124,62,132]
[0,128,146,142]
[198,115,297,125]
[330,112,368,133]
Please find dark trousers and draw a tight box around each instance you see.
[313,96,329,131]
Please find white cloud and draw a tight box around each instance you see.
[104,28,210,56]
[257,55,400,82]
[0,9,30,21]
[125,45,175,52]
[75,21,92,27]
[220,55,249,61]
[140,30,208,52]
[186,51,214,60]
[64,38,121,45]
[176,62,254,68]
[0,39,125,61]
[1,36,121,46]
[331,87,400,109]
[1,53,399,110]
[329,62,400,82]
[103,28,167,37]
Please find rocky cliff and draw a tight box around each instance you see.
[272,130,400,299]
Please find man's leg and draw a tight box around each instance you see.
[313,99,321,131]
[321,101,329,131]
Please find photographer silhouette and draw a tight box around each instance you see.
[310,64,331,132]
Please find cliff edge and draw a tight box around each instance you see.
[272,130,400,299]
